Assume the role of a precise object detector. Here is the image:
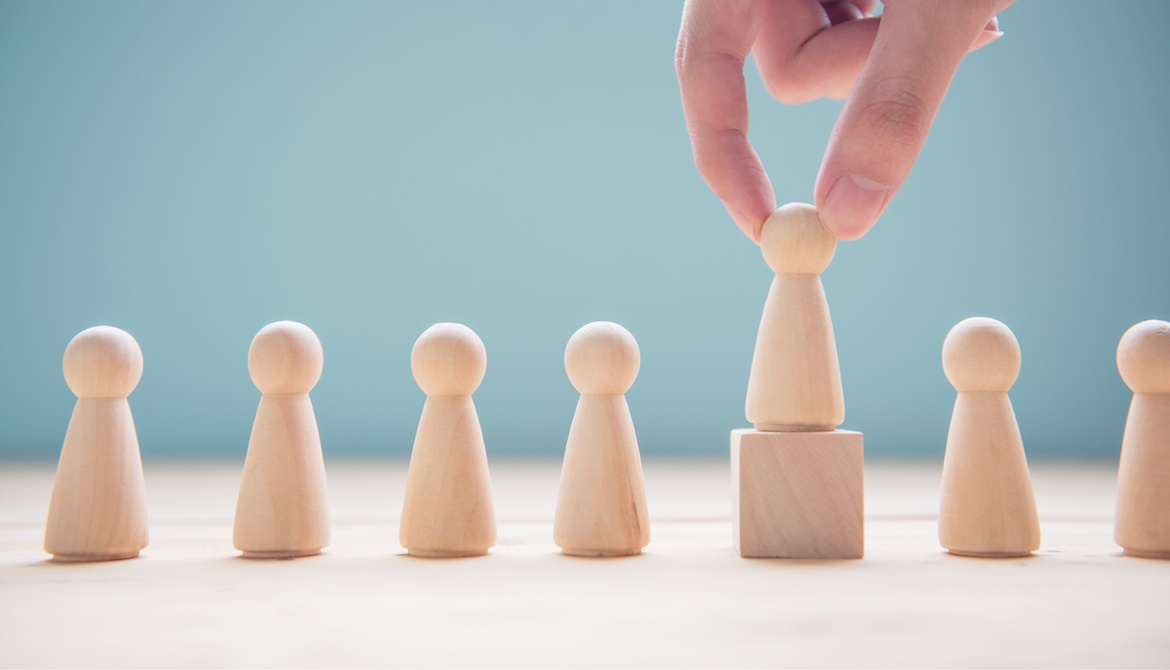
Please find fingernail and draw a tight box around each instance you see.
[972,29,1004,51]
[821,173,888,239]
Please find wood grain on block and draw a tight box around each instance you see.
[1115,319,1170,559]
[745,204,844,432]
[555,322,649,557]
[939,317,1040,558]
[731,429,863,559]
[400,323,496,558]
[233,321,331,559]
[44,326,148,562]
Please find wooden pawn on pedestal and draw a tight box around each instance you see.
[939,317,1040,557]
[554,321,649,557]
[733,204,863,559]
[44,326,148,562]
[1115,319,1170,559]
[399,323,496,558]
[233,321,331,558]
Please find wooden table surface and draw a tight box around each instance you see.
[1,459,1167,669]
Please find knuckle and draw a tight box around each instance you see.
[691,129,744,182]
[692,146,722,181]
[855,86,932,155]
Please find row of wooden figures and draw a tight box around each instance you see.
[42,316,1170,562]
[44,320,648,560]
[939,317,1169,559]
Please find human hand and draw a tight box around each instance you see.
[676,0,1011,241]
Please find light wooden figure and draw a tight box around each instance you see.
[554,321,649,557]
[939,317,1040,558]
[44,326,148,562]
[400,323,496,558]
[732,204,863,559]
[233,321,331,559]
[746,202,843,431]
[1115,319,1170,559]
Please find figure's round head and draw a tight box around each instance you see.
[411,323,486,396]
[1117,319,1170,394]
[564,321,639,394]
[62,326,144,398]
[942,317,1021,392]
[759,203,837,275]
[248,321,324,394]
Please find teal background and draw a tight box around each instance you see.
[1,2,1167,460]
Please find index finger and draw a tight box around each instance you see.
[676,0,775,241]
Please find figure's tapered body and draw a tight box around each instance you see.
[400,393,496,557]
[233,321,331,559]
[939,391,1040,556]
[747,274,843,432]
[554,322,649,557]
[45,326,148,562]
[234,392,330,557]
[400,323,496,558]
[555,393,649,556]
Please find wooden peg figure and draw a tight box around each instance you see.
[1115,319,1170,559]
[44,326,148,562]
[233,321,331,558]
[400,323,496,558]
[554,321,650,557]
[745,202,844,431]
[939,317,1040,557]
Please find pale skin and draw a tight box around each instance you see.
[676,0,1014,242]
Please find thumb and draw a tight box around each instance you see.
[814,1,1002,240]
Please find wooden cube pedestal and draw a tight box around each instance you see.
[731,429,864,559]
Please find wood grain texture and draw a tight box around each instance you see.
[1115,319,1170,559]
[400,323,496,558]
[554,322,649,557]
[731,429,863,559]
[745,203,844,432]
[44,326,148,562]
[939,317,1040,558]
[233,321,330,558]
